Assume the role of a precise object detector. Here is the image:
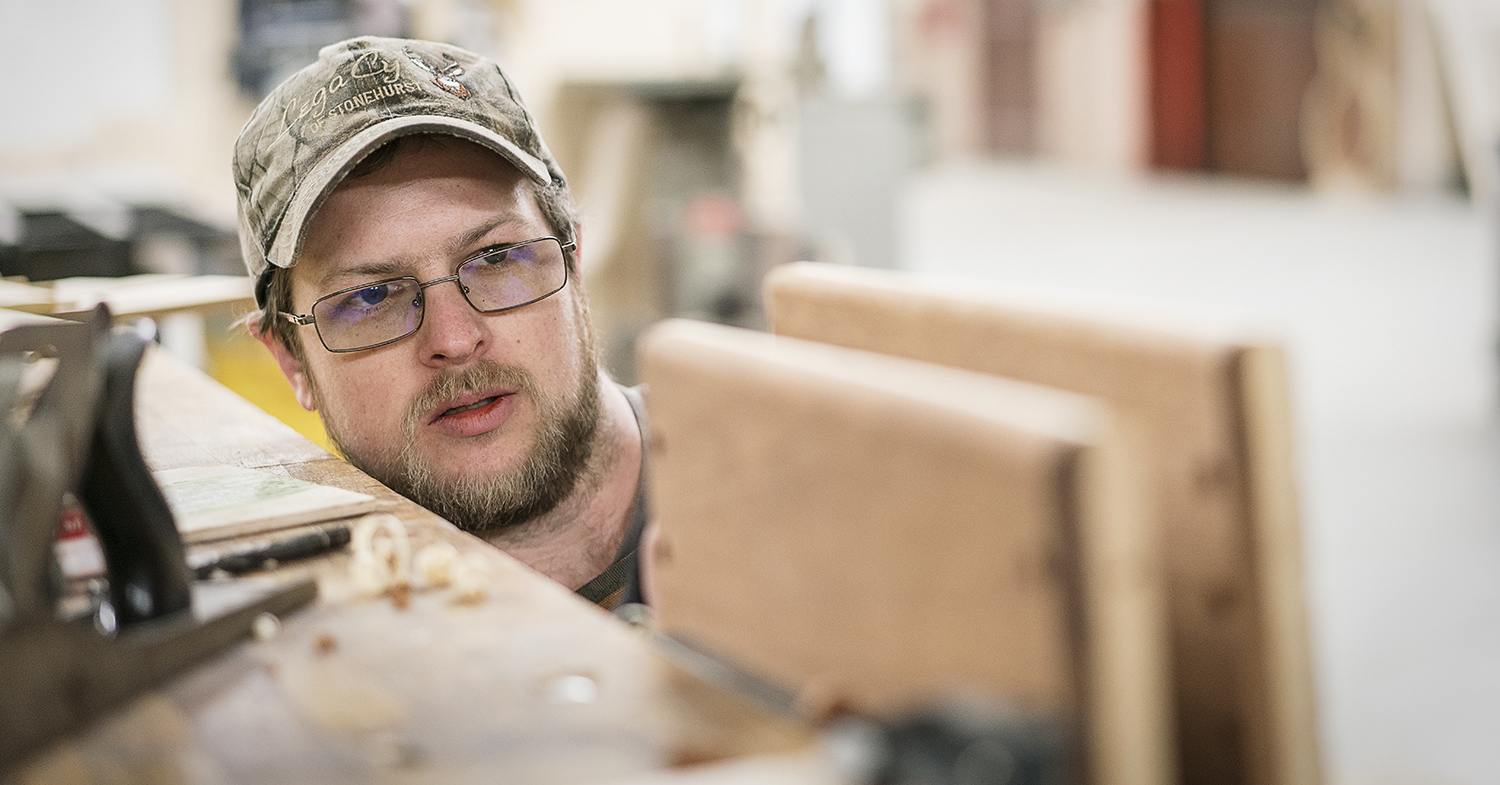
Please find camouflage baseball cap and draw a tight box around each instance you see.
[233,36,566,307]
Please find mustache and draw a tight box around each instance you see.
[402,360,541,435]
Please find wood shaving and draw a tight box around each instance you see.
[390,582,411,610]
[313,632,338,656]
[413,542,460,588]
[251,612,280,642]
[350,513,411,598]
[450,554,491,604]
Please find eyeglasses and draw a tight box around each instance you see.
[282,236,574,353]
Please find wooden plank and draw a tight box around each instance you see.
[48,275,254,320]
[765,262,1320,785]
[134,347,329,472]
[0,308,58,330]
[0,281,55,315]
[639,319,1173,785]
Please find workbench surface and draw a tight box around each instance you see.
[5,347,819,785]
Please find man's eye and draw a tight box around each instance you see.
[476,250,511,267]
[350,284,390,306]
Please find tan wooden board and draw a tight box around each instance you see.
[0,308,59,331]
[0,281,55,315]
[5,346,812,783]
[639,319,1173,785]
[48,274,254,319]
[765,262,1319,785]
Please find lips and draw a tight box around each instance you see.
[442,395,499,417]
[426,389,516,439]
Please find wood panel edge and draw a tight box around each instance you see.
[1072,421,1177,785]
[1235,344,1322,785]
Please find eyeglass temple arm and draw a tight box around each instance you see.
[281,312,314,326]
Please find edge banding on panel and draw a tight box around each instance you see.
[640,319,1174,785]
[1233,345,1321,785]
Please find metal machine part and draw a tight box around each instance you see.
[823,701,1071,785]
[0,308,316,769]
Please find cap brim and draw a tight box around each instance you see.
[266,115,552,271]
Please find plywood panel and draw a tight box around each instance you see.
[640,319,1172,785]
[766,262,1318,785]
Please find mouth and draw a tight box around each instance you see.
[443,396,499,417]
[428,390,512,426]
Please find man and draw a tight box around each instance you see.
[234,36,645,608]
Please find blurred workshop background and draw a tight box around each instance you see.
[1,0,1498,783]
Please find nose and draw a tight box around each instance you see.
[414,278,484,366]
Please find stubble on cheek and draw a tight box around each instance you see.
[316,360,540,485]
[316,356,600,536]
[310,283,606,536]
[396,361,542,463]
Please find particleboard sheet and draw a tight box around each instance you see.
[766,262,1319,785]
[639,319,1173,785]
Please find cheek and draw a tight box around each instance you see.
[508,297,587,380]
[311,357,414,441]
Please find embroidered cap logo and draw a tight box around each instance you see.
[404,47,471,99]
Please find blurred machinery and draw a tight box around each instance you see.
[548,79,811,383]
[0,203,240,283]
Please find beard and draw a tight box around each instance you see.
[323,356,602,536]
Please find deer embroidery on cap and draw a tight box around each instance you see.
[403,48,471,99]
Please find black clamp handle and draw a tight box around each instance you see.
[0,307,190,632]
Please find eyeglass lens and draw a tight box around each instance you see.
[310,238,567,352]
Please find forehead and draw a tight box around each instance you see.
[293,139,547,292]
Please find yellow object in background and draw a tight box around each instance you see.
[204,312,334,454]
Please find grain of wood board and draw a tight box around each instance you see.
[765,261,1319,785]
[639,319,1174,785]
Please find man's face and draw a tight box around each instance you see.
[272,139,600,533]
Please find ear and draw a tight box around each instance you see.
[246,311,318,412]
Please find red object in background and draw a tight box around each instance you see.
[56,500,107,580]
[57,504,90,541]
[1150,0,1206,170]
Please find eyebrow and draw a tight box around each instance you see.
[449,214,527,257]
[315,213,531,291]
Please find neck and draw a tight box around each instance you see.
[484,371,642,590]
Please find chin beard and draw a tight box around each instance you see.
[328,358,602,535]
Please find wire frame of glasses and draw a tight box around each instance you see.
[283,237,574,353]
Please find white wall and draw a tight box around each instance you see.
[0,0,249,225]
